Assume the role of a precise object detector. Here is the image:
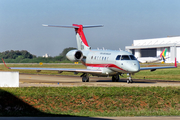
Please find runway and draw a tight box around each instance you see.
[19,74,180,87]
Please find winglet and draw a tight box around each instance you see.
[2,58,10,69]
[175,57,177,67]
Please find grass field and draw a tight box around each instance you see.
[1,87,180,116]
[0,63,179,81]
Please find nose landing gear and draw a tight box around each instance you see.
[127,74,133,83]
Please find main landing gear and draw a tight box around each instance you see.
[127,74,133,84]
[112,74,119,82]
[81,73,89,82]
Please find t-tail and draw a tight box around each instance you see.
[42,24,103,50]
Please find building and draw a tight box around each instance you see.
[42,53,50,58]
[125,36,180,63]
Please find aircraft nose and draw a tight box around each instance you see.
[130,62,140,72]
[132,66,140,72]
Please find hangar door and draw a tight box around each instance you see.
[141,48,156,57]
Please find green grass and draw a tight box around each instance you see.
[133,68,180,80]
[0,63,179,80]
[1,87,180,116]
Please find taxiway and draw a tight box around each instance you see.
[19,74,180,87]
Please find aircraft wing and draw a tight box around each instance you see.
[2,58,102,74]
[140,58,177,71]
[140,66,176,71]
[7,67,102,74]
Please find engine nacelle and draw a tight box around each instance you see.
[66,50,83,62]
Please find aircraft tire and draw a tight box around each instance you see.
[86,78,89,82]
[127,80,130,84]
[112,75,119,82]
[130,79,133,83]
[112,76,116,82]
[127,79,133,83]
[116,75,119,82]
[82,76,89,82]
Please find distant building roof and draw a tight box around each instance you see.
[126,36,180,49]
[133,36,180,46]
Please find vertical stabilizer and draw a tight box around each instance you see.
[73,24,90,50]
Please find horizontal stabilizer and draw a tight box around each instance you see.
[42,24,103,28]
[42,24,79,28]
[83,25,103,28]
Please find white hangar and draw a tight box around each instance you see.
[125,36,180,63]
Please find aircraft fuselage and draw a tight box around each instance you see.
[81,49,140,76]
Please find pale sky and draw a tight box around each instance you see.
[1,0,180,56]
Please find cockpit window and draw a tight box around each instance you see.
[129,55,137,60]
[116,55,136,60]
[116,55,121,60]
[121,55,130,60]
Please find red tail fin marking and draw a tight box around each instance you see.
[72,24,89,47]
[2,58,10,69]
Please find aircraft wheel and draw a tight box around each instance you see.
[86,78,89,82]
[112,75,119,82]
[112,76,116,82]
[116,75,119,82]
[82,76,89,82]
[127,79,133,83]
[130,79,133,83]
[127,74,133,84]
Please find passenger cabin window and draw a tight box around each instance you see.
[116,55,121,60]
[121,55,130,60]
[129,55,137,60]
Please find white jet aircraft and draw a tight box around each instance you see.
[2,24,177,83]
[137,48,168,63]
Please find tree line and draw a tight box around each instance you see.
[0,47,76,63]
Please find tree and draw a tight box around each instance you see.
[0,50,36,59]
[0,48,76,63]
